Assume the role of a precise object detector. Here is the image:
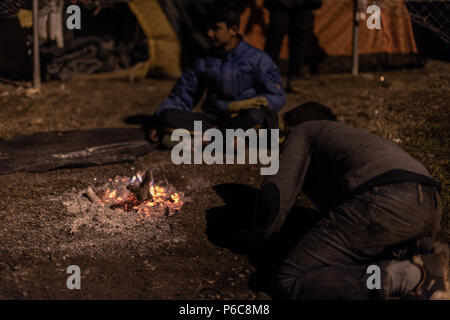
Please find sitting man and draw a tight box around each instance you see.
[250,102,449,300]
[149,5,285,144]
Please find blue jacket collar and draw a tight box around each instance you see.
[227,35,247,59]
[211,35,247,61]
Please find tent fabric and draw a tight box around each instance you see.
[140,0,419,75]
[12,0,415,79]
[77,0,183,81]
[3,0,419,79]
[239,0,418,59]
[128,0,182,78]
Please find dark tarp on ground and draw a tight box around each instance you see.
[0,128,157,175]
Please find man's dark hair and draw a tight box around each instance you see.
[206,4,241,29]
[283,102,336,127]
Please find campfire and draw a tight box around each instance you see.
[85,170,184,220]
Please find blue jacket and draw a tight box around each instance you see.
[155,39,286,115]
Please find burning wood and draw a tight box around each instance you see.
[85,170,184,219]
[126,170,152,201]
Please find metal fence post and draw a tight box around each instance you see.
[32,0,41,91]
[351,0,360,76]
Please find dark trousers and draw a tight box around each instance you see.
[268,182,442,299]
[265,9,311,77]
[158,108,268,132]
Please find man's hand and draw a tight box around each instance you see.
[227,97,269,114]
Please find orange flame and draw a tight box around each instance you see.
[95,175,184,219]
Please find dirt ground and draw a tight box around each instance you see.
[0,60,448,299]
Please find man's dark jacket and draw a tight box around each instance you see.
[262,120,441,238]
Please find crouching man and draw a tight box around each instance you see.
[148,5,285,145]
[251,102,449,300]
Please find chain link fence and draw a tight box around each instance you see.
[373,0,449,44]
[404,1,449,44]
[321,0,449,44]
[0,0,55,17]
[0,0,30,17]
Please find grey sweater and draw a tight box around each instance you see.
[262,120,440,236]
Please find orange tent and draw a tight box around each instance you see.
[239,0,419,72]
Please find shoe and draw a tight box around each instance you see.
[404,243,450,300]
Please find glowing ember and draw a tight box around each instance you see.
[90,171,184,219]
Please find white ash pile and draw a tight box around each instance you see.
[61,170,185,236]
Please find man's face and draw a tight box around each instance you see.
[207,22,238,49]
